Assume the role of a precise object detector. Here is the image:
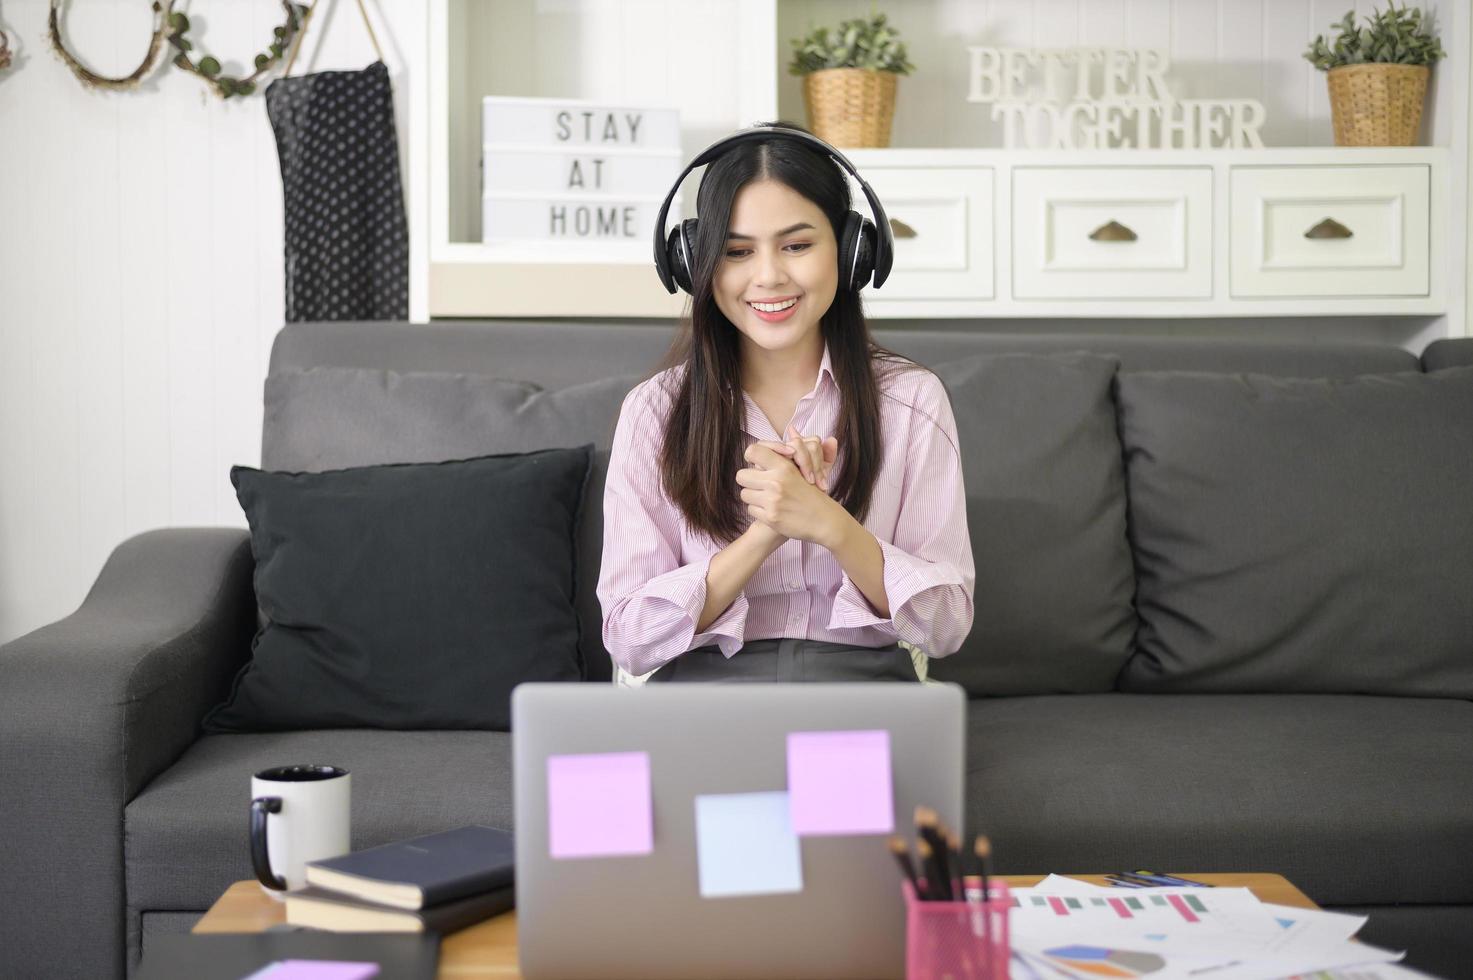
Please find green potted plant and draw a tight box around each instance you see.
[788,12,914,148]
[1304,2,1445,146]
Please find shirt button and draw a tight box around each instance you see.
[788,580,801,589]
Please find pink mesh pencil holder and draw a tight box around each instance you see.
[902,879,1010,980]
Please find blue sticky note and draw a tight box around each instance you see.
[694,791,803,899]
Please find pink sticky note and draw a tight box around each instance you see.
[547,751,654,858]
[786,729,894,836]
[255,961,380,980]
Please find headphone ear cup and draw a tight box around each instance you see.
[853,220,876,291]
[839,211,877,292]
[666,218,699,295]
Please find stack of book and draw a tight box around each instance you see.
[285,825,515,935]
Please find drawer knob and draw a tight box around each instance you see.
[1088,220,1137,242]
[1304,217,1353,240]
[889,217,918,239]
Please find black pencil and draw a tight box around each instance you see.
[946,831,963,904]
[888,835,921,897]
[916,837,950,902]
[973,835,993,905]
[914,806,952,899]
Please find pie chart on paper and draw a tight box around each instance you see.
[1043,945,1167,977]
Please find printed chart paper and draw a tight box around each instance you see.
[786,729,894,835]
[1009,878,1406,980]
[546,751,653,859]
[694,791,803,899]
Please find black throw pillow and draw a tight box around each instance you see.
[203,446,592,732]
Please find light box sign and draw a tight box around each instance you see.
[965,47,1267,149]
[482,97,682,243]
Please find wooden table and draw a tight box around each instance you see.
[195,873,1318,979]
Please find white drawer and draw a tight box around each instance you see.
[847,167,994,300]
[1012,167,1213,299]
[1229,165,1429,298]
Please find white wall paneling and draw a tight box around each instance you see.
[0,0,425,644]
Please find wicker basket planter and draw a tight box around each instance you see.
[802,67,898,148]
[1327,62,1429,146]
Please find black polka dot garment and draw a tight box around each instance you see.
[266,61,409,321]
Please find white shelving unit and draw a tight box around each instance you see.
[420,0,1465,330]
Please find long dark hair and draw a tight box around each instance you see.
[652,121,911,545]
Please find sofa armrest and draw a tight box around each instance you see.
[1422,338,1473,372]
[0,527,256,980]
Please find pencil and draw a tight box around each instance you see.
[973,835,993,905]
[914,806,952,898]
[946,831,963,904]
[888,835,920,897]
[916,837,950,902]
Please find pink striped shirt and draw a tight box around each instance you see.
[597,344,975,678]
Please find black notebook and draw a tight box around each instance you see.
[305,825,515,910]
[135,932,438,980]
[286,883,515,934]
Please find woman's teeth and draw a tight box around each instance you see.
[748,298,798,312]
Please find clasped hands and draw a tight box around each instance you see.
[737,424,846,548]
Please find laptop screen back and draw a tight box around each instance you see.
[512,683,966,979]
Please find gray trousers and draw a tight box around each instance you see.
[648,637,919,683]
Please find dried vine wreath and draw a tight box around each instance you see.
[0,30,12,71]
[167,0,310,99]
[47,0,174,90]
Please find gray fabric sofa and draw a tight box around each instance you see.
[3,319,1471,980]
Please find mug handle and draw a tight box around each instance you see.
[250,796,288,890]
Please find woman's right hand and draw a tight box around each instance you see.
[743,430,839,545]
[752,427,839,492]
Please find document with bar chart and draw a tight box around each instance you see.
[1006,879,1407,980]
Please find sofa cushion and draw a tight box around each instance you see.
[1116,365,1473,696]
[204,447,589,732]
[262,366,642,683]
[928,352,1136,695]
[965,693,1473,907]
[125,730,514,913]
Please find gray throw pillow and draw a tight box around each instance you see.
[928,352,1136,695]
[261,367,642,682]
[1116,365,1473,696]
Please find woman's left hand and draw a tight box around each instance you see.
[749,426,839,492]
[737,443,847,546]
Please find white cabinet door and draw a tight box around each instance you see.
[848,167,994,300]
[1229,165,1430,298]
[1012,167,1213,299]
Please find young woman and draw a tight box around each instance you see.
[597,122,974,683]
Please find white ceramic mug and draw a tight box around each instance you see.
[249,764,351,897]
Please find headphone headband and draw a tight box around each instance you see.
[652,126,894,294]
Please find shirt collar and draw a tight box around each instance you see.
[818,342,840,396]
[739,342,840,439]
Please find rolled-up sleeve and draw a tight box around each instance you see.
[827,374,975,657]
[597,381,747,676]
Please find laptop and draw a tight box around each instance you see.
[512,682,966,980]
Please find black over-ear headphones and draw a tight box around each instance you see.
[652,125,895,296]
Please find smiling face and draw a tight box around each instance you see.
[712,179,839,364]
